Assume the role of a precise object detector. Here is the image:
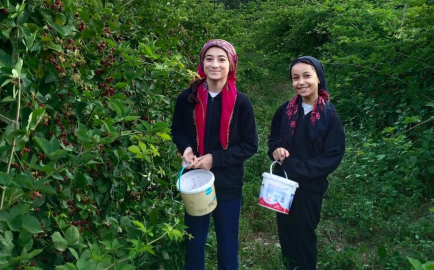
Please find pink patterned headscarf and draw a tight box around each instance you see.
[199,39,238,72]
[194,39,238,155]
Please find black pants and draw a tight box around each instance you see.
[276,187,324,270]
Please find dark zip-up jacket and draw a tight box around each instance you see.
[268,102,345,193]
[172,89,258,200]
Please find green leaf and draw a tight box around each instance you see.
[425,262,434,270]
[33,137,50,154]
[114,82,127,89]
[27,108,46,132]
[138,244,155,255]
[105,39,117,48]
[48,149,67,160]
[132,220,146,232]
[79,152,98,164]
[6,128,26,139]
[53,23,66,37]
[162,250,169,260]
[0,50,13,68]
[68,248,79,261]
[0,96,15,103]
[62,188,71,198]
[103,120,117,137]
[52,232,68,251]
[402,116,420,124]
[408,257,424,270]
[36,185,56,195]
[46,42,63,52]
[75,172,88,188]
[120,216,132,229]
[128,145,140,154]
[0,19,16,31]
[109,100,126,118]
[8,204,29,231]
[149,122,170,133]
[78,10,90,23]
[45,71,58,83]
[0,172,11,186]
[11,69,19,79]
[376,155,385,160]
[65,226,80,245]
[157,132,171,140]
[123,116,140,122]
[150,208,158,226]
[17,12,28,25]
[111,239,122,250]
[30,40,41,52]
[0,78,13,88]
[55,13,67,26]
[25,32,37,50]
[39,9,53,25]
[21,215,43,233]
[0,231,14,251]
[14,59,23,76]
[139,141,147,153]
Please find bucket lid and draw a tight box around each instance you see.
[262,172,299,188]
[177,169,215,194]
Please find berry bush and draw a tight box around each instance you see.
[0,0,227,269]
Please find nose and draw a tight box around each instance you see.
[211,59,219,68]
[298,78,305,85]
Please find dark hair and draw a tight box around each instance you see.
[187,78,206,103]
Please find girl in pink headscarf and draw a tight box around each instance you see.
[171,39,258,269]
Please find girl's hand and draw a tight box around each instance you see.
[272,148,290,163]
[193,154,213,171]
[182,147,197,169]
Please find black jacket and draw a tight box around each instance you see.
[268,102,345,193]
[172,89,258,200]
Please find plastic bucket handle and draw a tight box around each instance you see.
[270,160,288,179]
[178,163,190,193]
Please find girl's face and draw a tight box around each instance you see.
[291,62,320,105]
[203,47,230,84]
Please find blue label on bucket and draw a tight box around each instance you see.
[206,187,212,195]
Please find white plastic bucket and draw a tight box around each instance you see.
[257,161,299,214]
[176,166,217,216]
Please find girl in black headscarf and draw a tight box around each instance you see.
[268,56,346,270]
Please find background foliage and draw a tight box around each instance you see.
[0,0,433,269]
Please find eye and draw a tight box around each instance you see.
[219,58,227,62]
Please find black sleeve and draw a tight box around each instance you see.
[211,95,258,167]
[281,112,346,179]
[267,103,288,161]
[171,90,194,155]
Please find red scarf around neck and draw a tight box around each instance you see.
[194,66,237,155]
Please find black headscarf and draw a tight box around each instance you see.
[282,56,336,145]
[289,56,328,93]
